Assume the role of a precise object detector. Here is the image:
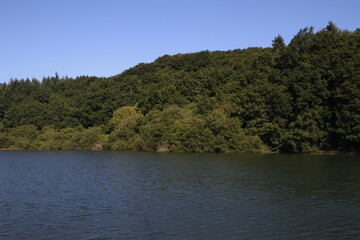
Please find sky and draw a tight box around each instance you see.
[0,0,359,83]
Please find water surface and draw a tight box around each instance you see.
[1,151,359,239]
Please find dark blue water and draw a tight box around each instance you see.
[0,151,360,239]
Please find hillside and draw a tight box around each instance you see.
[0,22,359,153]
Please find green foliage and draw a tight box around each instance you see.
[73,127,103,150]
[7,125,40,150]
[0,23,359,153]
[38,127,104,150]
[281,108,327,153]
[144,105,215,152]
[108,106,144,151]
[206,109,267,153]
[37,126,62,150]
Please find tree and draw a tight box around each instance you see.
[0,23,358,153]
[108,106,144,150]
[272,35,286,53]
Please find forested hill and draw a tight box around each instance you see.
[0,22,359,153]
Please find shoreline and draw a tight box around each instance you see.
[0,149,357,155]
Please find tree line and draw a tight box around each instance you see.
[0,22,359,153]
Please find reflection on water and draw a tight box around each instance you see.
[0,151,359,239]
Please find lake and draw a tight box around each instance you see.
[0,151,359,239]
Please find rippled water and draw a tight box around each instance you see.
[0,151,360,239]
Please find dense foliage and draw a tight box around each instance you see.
[0,23,359,153]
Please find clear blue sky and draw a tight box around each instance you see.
[1,0,359,83]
